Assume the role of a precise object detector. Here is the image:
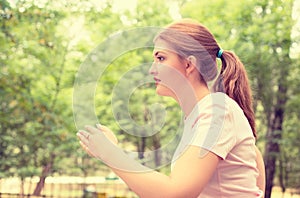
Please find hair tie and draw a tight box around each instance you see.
[217,49,223,58]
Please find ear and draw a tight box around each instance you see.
[185,55,197,75]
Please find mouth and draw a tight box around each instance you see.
[154,77,161,84]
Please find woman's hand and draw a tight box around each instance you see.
[96,124,118,145]
[76,124,118,162]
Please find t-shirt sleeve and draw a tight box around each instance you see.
[189,102,236,160]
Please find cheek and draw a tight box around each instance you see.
[157,64,186,89]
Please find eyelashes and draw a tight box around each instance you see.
[153,51,167,62]
[156,56,165,62]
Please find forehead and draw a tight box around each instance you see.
[153,39,177,55]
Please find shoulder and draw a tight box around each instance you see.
[189,93,238,158]
[198,92,232,119]
[186,92,235,132]
[204,92,245,120]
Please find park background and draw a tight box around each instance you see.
[1,0,300,197]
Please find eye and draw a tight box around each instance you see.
[156,56,165,62]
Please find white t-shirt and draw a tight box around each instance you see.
[172,92,261,197]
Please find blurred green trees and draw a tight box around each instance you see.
[0,0,299,197]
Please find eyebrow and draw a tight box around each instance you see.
[153,51,167,57]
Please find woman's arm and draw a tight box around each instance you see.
[113,146,220,198]
[255,146,266,194]
[77,125,220,198]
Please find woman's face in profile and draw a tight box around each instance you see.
[150,39,189,99]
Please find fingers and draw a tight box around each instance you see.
[79,141,95,158]
[95,124,112,135]
[77,132,96,158]
[85,125,102,135]
[96,124,118,145]
[76,130,89,146]
[77,124,117,160]
[96,123,102,130]
[96,124,109,132]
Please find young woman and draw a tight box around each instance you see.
[77,19,265,197]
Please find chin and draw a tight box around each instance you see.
[155,86,173,97]
[156,90,167,96]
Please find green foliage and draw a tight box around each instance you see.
[1,0,176,184]
[0,0,299,196]
[0,0,88,181]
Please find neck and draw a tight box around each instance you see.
[175,83,210,117]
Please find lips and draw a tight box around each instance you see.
[154,77,161,83]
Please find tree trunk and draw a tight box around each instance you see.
[264,81,288,198]
[279,153,286,194]
[137,136,146,160]
[33,162,53,196]
[152,133,161,167]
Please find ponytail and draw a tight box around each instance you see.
[155,19,257,138]
[213,50,257,138]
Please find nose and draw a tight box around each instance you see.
[149,61,158,75]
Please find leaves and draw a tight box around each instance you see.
[0,0,299,196]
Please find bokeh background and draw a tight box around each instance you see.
[0,0,300,197]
